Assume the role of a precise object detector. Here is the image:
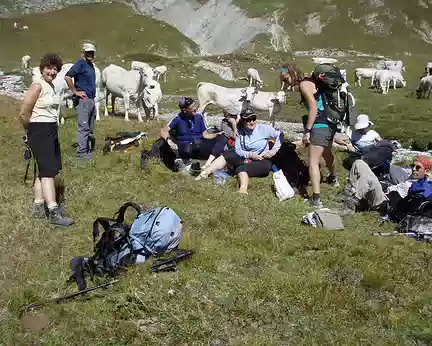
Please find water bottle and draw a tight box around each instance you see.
[215,171,229,185]
[272,164,279,173]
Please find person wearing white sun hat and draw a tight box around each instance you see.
[345,114,382,153]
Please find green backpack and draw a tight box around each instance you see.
[312,64,355,126]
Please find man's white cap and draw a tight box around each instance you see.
[82,43,96,52]
[354,114,374,130]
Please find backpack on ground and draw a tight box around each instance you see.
[312,64,356,127]
[103,132,146,155]
[302,209,345,230]
[272,141,310,189]
[73,202,182,289]
[398,199,432,234]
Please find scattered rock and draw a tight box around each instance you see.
[194,60,235,81]
[137,317,165,335]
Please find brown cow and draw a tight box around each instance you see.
[280,63,304,92]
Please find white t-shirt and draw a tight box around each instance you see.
[346,129,381,150]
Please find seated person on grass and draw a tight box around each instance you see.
[195,109,282,195]
[160,97,227,172]
[200,104,240,170]
[343,155,432,218]
[335,114,382,153]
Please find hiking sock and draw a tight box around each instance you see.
[34,199,45,205]
[312,193,320,201]
[47,203,59,211]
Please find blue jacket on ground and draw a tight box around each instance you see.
[235,124,282,158]
[65,59,96,99]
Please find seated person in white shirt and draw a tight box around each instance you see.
[335,114,382,153]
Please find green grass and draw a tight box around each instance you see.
[1,3,432,343]
[1,90,432,344]
[0,3,199,71]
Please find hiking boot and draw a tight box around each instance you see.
[310,197,323,208]
[31,202,46,219]
[49,207,74,227]
[174,158,187,172]
[325,175,340,188]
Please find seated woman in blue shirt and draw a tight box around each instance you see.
[195,109,283,195]
[160,97,227,171]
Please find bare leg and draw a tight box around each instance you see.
[195,155,226,180]
[322,146,337,177]
[308,144,324,195]
[34,178,44,203]
[238,172,249,194]
[41,177,57,207]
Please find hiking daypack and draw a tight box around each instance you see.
[398,199,432,233]
[89,202,182,278]
[103,132,146,155]
[272,141,310,188]
[312,64,356,126]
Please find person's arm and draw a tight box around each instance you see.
[299,81,318,144]
[227,117,238,138]
[160,125,171,140]
[263,125,282,158]
[65,62,86,98]
[235,132,251,159]
[19,83,41,131]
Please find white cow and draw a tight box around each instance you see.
[247,68,263,88]
[416,75,432,99]
[141,80,162,121]
[376,60,405,72]
[22,25,28,30]
[21,55,31,69]
[131,60,151,72]
[153,65,167,82]
[312,57,338,65]
[243,88,286,126]
[425,62,432,76]
[374,70,406,94]
[197,82,255,114]
[354,68,377,87]
[13,22,18,28]
[102,64,153,122]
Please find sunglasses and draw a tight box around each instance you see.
[244,116,257,123]
[411,164,424,170]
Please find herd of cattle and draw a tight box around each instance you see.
[20,54,432,125]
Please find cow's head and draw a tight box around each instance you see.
[138,67,154,87]
[271,90,286,104]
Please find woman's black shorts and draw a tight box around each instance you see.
[27,122,62,178]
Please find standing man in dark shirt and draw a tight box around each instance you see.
[65,43,97,160]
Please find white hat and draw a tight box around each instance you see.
[354,114,374,130]
[82,43,96,52]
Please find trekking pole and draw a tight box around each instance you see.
[24,279,120,312]
[151,250,194,273]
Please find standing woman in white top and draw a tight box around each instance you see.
[19,53,74,227]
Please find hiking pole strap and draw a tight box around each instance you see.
[114,202,142,223]
[23,150,37,188]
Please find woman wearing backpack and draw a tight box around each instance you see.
[300,70,342,208]
[19,53,74,227]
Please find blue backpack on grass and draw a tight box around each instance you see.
[89,202,182,278]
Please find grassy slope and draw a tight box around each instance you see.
[0,3,199,71]
[236,0,432,55]
[1,96,432,344]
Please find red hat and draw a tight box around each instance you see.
[415,155,432,171]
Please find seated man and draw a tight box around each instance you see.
[344,155,432,217]
[159,97,227,172]
[335,114,382,153]
[195,109,282,195]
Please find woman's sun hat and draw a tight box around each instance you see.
[354,114,374,130]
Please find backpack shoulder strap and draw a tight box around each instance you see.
[93,217,117,242]
[114,202,142,223]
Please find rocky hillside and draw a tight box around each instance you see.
[1,0,431,55]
